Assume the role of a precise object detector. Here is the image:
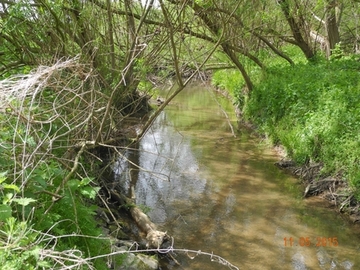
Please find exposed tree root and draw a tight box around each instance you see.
[275,159,360,223]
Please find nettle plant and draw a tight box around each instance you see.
[0,172,43,269]
[0,170,108,269]
[0,171,33,220]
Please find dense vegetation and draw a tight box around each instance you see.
[213,45,360,199]
[1,0,360,268]
[0,60,114,269]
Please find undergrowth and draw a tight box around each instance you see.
[212,46,360,200]
[0,59,113,269]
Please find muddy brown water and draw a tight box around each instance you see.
[115,84,360,269]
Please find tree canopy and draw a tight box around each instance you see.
[1,0,359,94]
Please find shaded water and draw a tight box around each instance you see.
[115,84,360,269]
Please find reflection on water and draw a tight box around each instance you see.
[115,84,360,269]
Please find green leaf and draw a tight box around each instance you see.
[79,177,94,187]
[24,246,41,260]
[0,171,8,184]
[66,179,80,191]
[33,175,47,189]
[3,184,20,192]
[37,260,51,268]
[12,197,37,206]
[3,193,13,204]
[80,186,100,199]
[0,205,12,221]
[26,136,36,147]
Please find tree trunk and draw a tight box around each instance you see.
[325,0,341,58]
[189,2,254,92]
[277,0,315,59]
[111,0,143,110]
[222,45,253,93]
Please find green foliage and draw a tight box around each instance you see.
[216,44,360,196]
[0,158,109,269]
[211,46,308,111]
[0,171,37,221]
[0,66,112,268]
[244,55,360,186]
[37,179,108,269]
[212,69,246,108]
[330,42,344,61]
[263,45,308,67]
[0,217,48,270]
[212,69,244,96]
[194,0,212,8]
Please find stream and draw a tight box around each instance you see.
[115,83,360,269]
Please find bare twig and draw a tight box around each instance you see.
[82,236,240,270]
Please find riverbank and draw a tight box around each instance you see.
[273,146,360,223]
[212,54,360,223]
[216,85,354,218]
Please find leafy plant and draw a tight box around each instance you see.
[0,217,48,270]
[0,60,114,269]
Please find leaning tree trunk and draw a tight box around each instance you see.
[188,2,254,93]
[222,45,253,93]
[277,0,315,59]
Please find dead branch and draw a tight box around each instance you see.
[108,189,168,249]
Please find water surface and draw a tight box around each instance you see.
[116,83,360,269]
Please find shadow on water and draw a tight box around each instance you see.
[114,83,360,270]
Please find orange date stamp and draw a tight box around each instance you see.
[284,237,338,247]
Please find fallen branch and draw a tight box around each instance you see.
[108,189,168,249]
[340,195,354,212]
